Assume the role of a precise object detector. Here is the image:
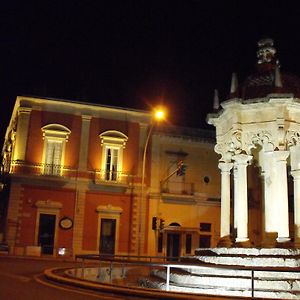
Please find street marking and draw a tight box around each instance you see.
[0,270,31,282]
[34,273,125,300]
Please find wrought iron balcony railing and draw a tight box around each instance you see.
[8,160,74,177]
[94,169,132,186]
[161,181,195,196]
[6,161,133,185]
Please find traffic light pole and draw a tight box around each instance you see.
[160,161,184,185]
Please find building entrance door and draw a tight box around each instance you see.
[99,218,116,255]
[167,233,180,261]
[38,214,56,255]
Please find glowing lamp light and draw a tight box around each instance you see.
[154,107,166,121]
[58,247,66,256]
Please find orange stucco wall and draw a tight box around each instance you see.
[82,191,132,252]
[26,110,43,163]
[17,185,76,249]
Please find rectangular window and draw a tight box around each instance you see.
[38,213,56,255]
[99,218,116,255]
[185,234,192,254]
[200,222,211,232]
[199,235,211,248]
[105,147,119,181]
[44,140,63,175]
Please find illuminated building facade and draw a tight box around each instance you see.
[0,96,221,257]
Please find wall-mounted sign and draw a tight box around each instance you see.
[59,216,73,230]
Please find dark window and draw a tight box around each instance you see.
[167,233,180,261]
[200,222,211,232]
[186,234,192,254]
[199,235,211,248]
[158,233,163,253]
[38,214,56,255]
[100,218,116,255]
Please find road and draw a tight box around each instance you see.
[0,255,149,300]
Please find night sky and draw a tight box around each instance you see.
[2,1,300,142]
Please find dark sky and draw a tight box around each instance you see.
[2,1,300,141]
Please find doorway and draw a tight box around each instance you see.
[167,233,180,260]
[99,218,116,255]
[38,213,56,255]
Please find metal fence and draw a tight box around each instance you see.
[75,254,300,298]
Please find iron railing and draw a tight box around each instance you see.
[75,254,300,298]
[94,169,132,185]
[6,160,132,185]
[161,181,195,195]
[9,160,67,176]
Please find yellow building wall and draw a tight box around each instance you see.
[147,133,221,256]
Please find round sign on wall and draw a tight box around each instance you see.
[59,217,73,230]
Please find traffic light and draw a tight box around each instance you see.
[152,217,157,230]
[177,161,187,176]
[159,219,165,230]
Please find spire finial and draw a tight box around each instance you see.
[213,89,220,110]
[275,63,283,87]
[257,38,276,65]
[230,72,238,94]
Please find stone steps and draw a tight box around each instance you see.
[151,268,300,291]
[186,247,300,268]
[139,267,300,299]
[139,248,300,299]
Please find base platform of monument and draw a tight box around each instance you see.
[140,248,300,299]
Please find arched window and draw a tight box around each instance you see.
[41,124,71,176]
[99,130,128,181]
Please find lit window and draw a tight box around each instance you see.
[105,147,119,181]
[41,124,71,176]
[99,130,128,182]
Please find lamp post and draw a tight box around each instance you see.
[138,107,166,257]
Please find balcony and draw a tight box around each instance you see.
[94,169,132,188]
[8,160,76,178]
[160,181,195,203]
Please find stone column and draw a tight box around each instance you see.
[289,145,300,247]
[218,162,233,246]
[273,151,290,243]
[78,115,91,172]
[13,107,32,161]
[232,154,252,245]
[260,151,278,246]
[291,170,300,247]
[233,164,239,238]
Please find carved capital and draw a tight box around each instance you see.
[218,162,233,173]
[273,150,289,162]
[244,130,275,153]
[286,130,300,147]
[232,154,253,165]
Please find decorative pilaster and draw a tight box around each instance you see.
[232,154,252,245]
[72,185,87,255]
[218,162,233,247]
[78,115,92,172]
[13,107,32,161]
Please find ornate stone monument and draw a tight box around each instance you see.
[141,39,300,299]
[208,38,300,248]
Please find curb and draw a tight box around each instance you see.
[44,267,253,300]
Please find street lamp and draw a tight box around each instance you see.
[138,107,166,256]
